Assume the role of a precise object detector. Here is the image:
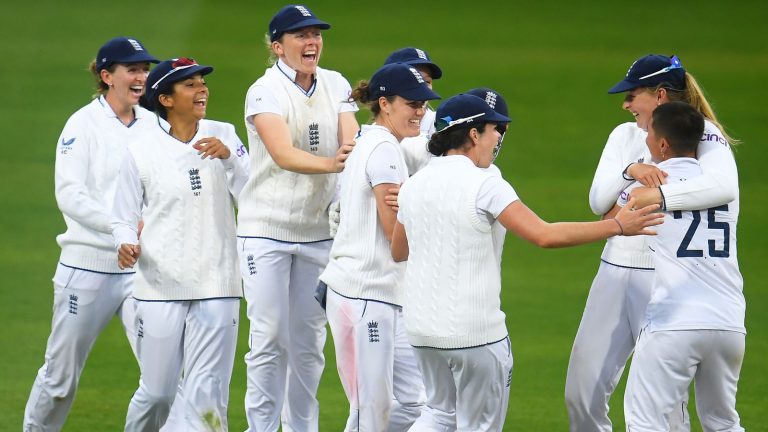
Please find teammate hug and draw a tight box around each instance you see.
[24,4,745,432]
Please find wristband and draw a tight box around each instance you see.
[622,163,635,181]
[613,218,625,236]
[658,186,667,211]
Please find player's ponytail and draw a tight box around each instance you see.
[351,80,394,120]
[89,59,111,98]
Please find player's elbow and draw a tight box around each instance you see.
[529,230,563,249]
[55,185,80,214]
[720,181,739,203]
[270,151,294,170]
[588,193,612,216]
[391,245,408,262]
[533,237,560,249]
[392,251,408,262]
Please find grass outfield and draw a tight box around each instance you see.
[2,0,766,430]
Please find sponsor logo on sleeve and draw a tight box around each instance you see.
[702,132,728,147]
[59,137,76,154]
[620,190,629,205]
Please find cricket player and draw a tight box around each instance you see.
[114,57,249,431]
[237,5,359,431]
[392,94,663,432]
[320,63,440,431]
[383,47,443,174]
[24,37,158,432]
[566,54,740,432]
[620,102,745,431]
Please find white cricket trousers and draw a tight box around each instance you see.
[326,289,426,432]
[124,298,239,432]
[239,237,329,432]
[565,261,689,432]
[625,330,745,432]
[408,338,513,432]
[24,263,136,432]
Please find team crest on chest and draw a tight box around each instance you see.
[309,122,320,152]
[188,168,202,196]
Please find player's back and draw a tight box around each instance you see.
[646,157,744,334]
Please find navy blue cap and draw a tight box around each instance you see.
[434,94,511,134]
[96,37,158,72]
[608,54,686,94]
[465,88,510,161]
[269,5,330,42]
[465,87,508,117]
[369,63,441,101]
[384,47,442,80]
[143,58,214,110]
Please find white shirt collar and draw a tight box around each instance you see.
[657,157,699,169]
[97,95,148,126]
[276,58,297,81]
[275,58,317,96]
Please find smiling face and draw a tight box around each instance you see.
[379,96,427,142]
[273,26,323,76]
[160,74,209,121]
[622,87,663,131]
[101,62,150,110]
[474,123,501,168]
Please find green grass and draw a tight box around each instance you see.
[1,0,766,430]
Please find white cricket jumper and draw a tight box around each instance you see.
[238,61,357,242]
[55,96,155,273]
[111,118,248,301]
[24,97,154,432]
[320,124,408,306]
[398,156,510,349]
[589,122,654,269]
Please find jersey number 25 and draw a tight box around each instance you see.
[673,204,730,258]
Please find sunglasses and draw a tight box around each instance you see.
[151,57,199,90]
[638,55,683,81]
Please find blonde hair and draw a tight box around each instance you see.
[648,72,739,145]
[264,33,279,66]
